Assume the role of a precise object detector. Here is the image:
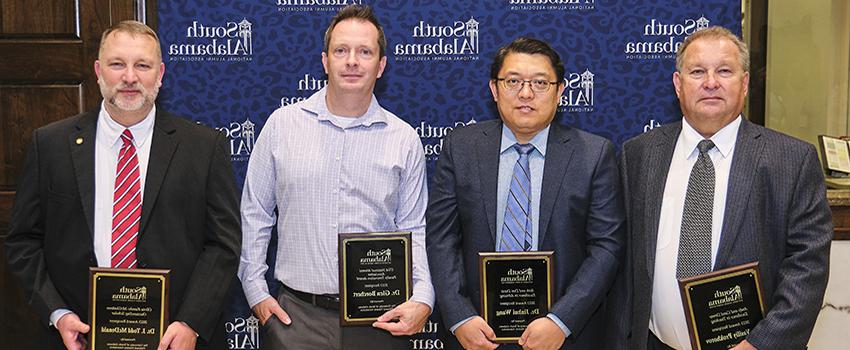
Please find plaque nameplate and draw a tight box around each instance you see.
[479,251,553,343]
[679,262,766,350]
[339,232,412,326]
[89,268,169,350]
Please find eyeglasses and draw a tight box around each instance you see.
[495,77,559,93]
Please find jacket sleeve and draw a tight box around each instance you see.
[426,132,479,327]
[5,130,69,325]
[174,131,242,341]
[747,144,832,349]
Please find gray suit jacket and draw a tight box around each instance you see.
[427,120,625,349]
[607,119,832,349]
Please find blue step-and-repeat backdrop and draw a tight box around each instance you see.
[156,1,740,348]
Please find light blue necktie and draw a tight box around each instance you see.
[499,143,535,252]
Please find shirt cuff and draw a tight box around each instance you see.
[546,313,572,338]
[49,309,73,328]
[410,281,435,309]
[242,278,273,308]
[449,316,477,334]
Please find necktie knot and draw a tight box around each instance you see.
[121,129,135,147]
[513,143,535,155]
[697,139,715,154]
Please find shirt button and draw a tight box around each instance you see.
[333,189,339,194]
[335,157,341,161]
[332,224,337,228]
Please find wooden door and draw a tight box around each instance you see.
[0,1,156,347]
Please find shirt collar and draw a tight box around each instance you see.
[301,87,388,129]
[98,102,156,149]
[680,114,741,160]
[500,124,550,157]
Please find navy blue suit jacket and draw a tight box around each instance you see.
[426,120,625,349]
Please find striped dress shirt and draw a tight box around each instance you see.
[238,87,435,309]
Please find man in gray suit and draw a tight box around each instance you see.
[609,26,832,350]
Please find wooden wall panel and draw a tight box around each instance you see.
[0,0,77,35]
[0,85,82,188]
[0,40,84,82]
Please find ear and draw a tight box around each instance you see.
[376,55,387,79]
[489,79,499,102]
[555,81,566,99]
[157,62,165,86]
[742,71,750,97]
[321,52,329,75]
[672,71,682,99]
[94,60,103,82]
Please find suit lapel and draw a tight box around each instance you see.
[70,111,99,238]
[643,123,680,279]
[715,120,763,268]
[538,123,574,245]
[476,121,503,242]
[140,109,179,236]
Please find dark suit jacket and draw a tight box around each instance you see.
[607,119,832,350]
[5,107,241,349]
[426,120,625,349]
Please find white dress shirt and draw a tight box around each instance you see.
[649,115,741,349]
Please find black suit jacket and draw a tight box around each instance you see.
[5,107,241,349]
[607,119,832,349]
[426,120,625,349]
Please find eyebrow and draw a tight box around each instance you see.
[502,70,552,78]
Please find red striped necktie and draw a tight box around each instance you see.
[112,129,141,269]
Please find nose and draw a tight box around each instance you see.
[703,71,720,90]
[122,67,139,84]
[345,51,359,68]
[517,81,535,100]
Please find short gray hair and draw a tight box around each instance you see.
[675,26,749,73]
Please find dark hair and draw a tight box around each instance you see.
[490,37,565,83]
[323,5,387,58]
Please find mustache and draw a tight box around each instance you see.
[115,83,142,90]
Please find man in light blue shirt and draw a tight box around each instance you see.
[427,37,625,350]
[237,5,433,350]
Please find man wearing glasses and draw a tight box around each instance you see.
[427,37,625,350]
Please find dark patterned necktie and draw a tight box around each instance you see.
[676,139,715,279]
[499,143,535,252]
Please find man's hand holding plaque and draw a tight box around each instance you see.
[372,299,431,335]
[454,316,498,350]
[57,313,90,350]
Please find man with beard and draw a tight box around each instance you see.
[5,21,241,350]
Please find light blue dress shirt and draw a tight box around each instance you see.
[238,87,435,309]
